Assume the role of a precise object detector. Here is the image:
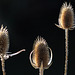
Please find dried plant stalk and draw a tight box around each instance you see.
[64,29,68,75]
[1,55,6,75]
[39,62,44,75]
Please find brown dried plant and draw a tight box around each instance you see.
[55,2,75,75]
[0,25,25,75]
[29,36,53,75]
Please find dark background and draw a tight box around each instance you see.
[0,0,75,75]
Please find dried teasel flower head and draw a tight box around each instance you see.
[0,25,9,55]
[30,36,53,69]
[0,25,25,75]
[0,25,25,60]
[55,2,75,30]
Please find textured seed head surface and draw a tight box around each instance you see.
[33,36,50,68]
[0,25,9,55]
[59,2,74,29]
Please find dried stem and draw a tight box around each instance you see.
[39,62,44,75]
[64,29,68,75]
[1,55,6,75]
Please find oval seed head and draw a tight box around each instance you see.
[0,25,9,55]
[33,36,50,68]
[59,2,74,29]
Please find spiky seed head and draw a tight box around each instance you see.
[59,2,74,29]
[33,36,50,68]
[0,25,9,55]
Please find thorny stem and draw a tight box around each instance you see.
[39,62,44,75]
[64,29,68,75]
[1,55,6,75]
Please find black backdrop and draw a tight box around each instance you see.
[0,0,75,75]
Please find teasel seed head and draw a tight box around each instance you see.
[0,25,25,75]
[55,2,75,30]
[0,25,9,55]
[30,36,53,69]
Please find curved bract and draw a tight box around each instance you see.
[30,47,53,69]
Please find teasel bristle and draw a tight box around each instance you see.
[33,36,47,50]
[0,25,9,55]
